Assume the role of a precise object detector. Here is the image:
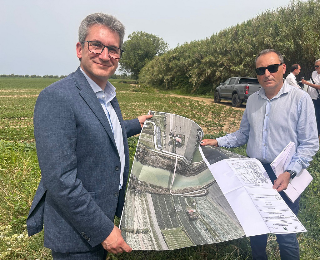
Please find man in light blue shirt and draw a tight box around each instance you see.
[201,49,319,260]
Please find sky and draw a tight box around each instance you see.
[1,0,304,76]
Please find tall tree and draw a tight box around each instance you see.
[119,31,168,79]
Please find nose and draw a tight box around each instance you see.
[99,47,111,60]
[264,68,271,76]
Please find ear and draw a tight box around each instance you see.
[282,63,286,75]
[76,42,83,60]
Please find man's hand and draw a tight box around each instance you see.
[101,226,132,254]
[301,79,320,90]
[301,78,307,85]
[138,114,153,128]
[273,171,291,192]
[200,139,218,147]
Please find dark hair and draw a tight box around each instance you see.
[255,49,284,64]
[290,64,300,72]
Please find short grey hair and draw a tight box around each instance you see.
[78,13,125,48]
[315,59,320,64]
[255,49,284,64]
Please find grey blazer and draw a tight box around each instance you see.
[27,68,141,253]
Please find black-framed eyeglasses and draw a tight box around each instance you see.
[255,63,283,75]
[82,41,124,59]
[315,65,319,68]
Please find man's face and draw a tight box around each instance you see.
[76,24,120,89]
[315,61,320,75]
[256,52,286,94]
[293,66,301,76]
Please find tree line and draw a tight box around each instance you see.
[0,74,133,79]
[121,0,320,95]
[0,74,66,78]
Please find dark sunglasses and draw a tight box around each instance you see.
[315,65,319,68]
[255,63,283,75]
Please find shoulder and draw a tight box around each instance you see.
[41,72,74,93]
[287,83,307,96]
[247,88,262,102]
[39,69,84,98]
[286,73,293,79]
[35,72,85,112]
[311,71,320,83]
[286,83,313,107]
[244,90,264,113]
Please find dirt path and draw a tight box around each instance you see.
[166,93,246,134]
[168,94,246,111]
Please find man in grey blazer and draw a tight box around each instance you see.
[27,13,152,259]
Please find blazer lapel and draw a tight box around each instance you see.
[111,97,130,165]
[110,97,124,129]
[72,69,118,150]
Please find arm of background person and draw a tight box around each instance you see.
[301,78,320,90]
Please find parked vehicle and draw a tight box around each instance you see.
[214,77,261,107]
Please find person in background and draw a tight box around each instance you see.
[201,49,319,260]
[27,13,152,259]
[302,59,320,138]
[285,64,301,88]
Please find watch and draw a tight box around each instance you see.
[286,170,297,179]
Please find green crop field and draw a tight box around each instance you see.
[0,77,319,259]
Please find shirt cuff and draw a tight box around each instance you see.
[285,161,303,177]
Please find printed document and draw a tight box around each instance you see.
[271,142,313,202]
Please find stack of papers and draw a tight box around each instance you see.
[270,142,313,202]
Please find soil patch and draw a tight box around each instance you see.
[168,94,246,111]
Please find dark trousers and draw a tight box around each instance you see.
[52,247,108,260]
[313,99,320,135]
[250,163,300,260]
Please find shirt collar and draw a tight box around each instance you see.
[80,68,116,103]
[258,80,291,100]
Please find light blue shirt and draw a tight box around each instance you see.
[217,81,319,176]
[80,68,125,189]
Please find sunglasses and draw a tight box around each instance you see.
[255,63,283,75]
[315,65,319,68]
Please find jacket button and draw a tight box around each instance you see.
[81,232,90,241]
[115,166,119,171]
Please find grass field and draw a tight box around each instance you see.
[0,77,319,259]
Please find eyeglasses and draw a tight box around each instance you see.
[255,63,283,75]
[315,65,319,68]
[83,41,123,59]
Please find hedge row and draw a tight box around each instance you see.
[139,0,320,94]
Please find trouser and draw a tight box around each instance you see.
[250,163,300,260]
[52,247,108,260]
[313,99,320,135]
